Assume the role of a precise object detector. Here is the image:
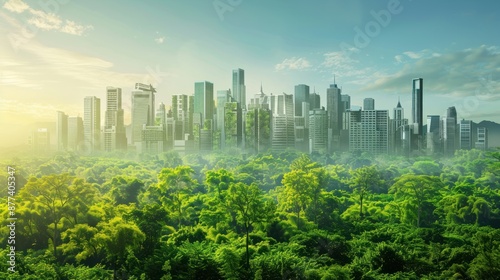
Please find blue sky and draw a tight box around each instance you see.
[1,0,500,147]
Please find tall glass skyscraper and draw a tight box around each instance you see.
[131,83,156,145]
[412,78,423,135]
[84,96,101,153]
[294,84,309,117]
[194,81,214,124]
[232,69,246,110]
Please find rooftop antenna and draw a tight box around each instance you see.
[334,74,336,85]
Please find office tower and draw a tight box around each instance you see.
[327,83,342,153]
[224,101,242,148]
[412,78,423,135]
[56,111,68,151]
[232,68,246,109]
[271,92,295,151]
[103,87,126,152]
[391,100,408,154]
[295,102,310,153]
[131,83,156,146]
[346,110,389,155]
[172,94,189,141]
[363,98,375,110]
[310,92,321,109]
[441,117,456,156]
[156,102,166,125]
[459,120,473,150]
[309,107,328,153]
[341,94,351,111]
[68,116,84,151]
[30,128,50,155]
[427,115,441,154]
[83,96,101,153]
[194,81,214,123]
[141,124,165,154]
[447,106,457,121]
[294,84,310,117]
[217,89,232,148]
[246,86,271,154]
[475,127,488,150]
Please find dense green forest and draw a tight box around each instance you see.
[1,149,500,279]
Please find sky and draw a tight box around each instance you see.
[1,0,500,148]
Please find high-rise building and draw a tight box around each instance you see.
[294,84,310,117]
[103,87,126,152]
[391,100,408,154]
[441,116,457,156]
[141,124,165,154]
[194,81,214,123]
[246,86,271,154]
[131,83,156,146]
[412,78,423,135]
[217,89,232,148]
[295,102,310,153]
[427,115,441,154]
[30,128,50,155]
[271,93,295,151]
[56,111,68,151]
[232,69,246,109]
[363,98,375,110]
[459,120,473,150]
[327,83,342,153]
[224,101,242,148]
[475,127,488,150]
[172,94,189,141]
[83,96,101,153]
[68,116,84,151]
[309,108,328,153]
[341,94,351,111]
[346,110,389,155]
[310,92,321,109]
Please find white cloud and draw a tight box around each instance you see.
[2,0,92,36]
[403,51,422,59]
[2,0,29,13]
[275,57,311,71]
[364,45,500,100]
[61,20,93,35]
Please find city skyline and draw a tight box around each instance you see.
[1,0,500,148]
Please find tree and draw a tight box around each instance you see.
[279,170,318,229]
[19,174,98,259]
[349,166,383,218]
[390,174,443,227]
[227,182,269,270]
[156,166,197,228]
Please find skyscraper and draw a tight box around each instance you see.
[427,115,441,154]
[271,93,295,151]
[309,108,328,153]
[194,81,214,123]
[172,94,189,140]
[459,120,472,150]
[246,86,271,154]
[346,110,389,155]
[294,84,309,117]
[327,83,342,153]
[232,69,246,109]
[217,89,232,148]
[341,94,351,111]
[68,116,84,151]
[131,83,156,146]
[310,92,321,109]
[412,78,423,135]
[56,111,68,151]
[103,87,126,152]
[83,96,101,153]
[363,98,375,110]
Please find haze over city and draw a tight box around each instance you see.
[1,0,500,148]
